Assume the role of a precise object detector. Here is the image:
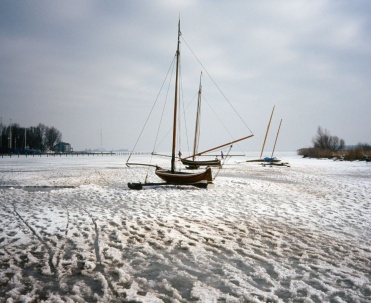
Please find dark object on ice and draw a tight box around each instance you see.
[264,157,277,163]
[127,180,208,190]
[262,161,290,167]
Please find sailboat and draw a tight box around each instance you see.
[246,106,281,163]
[127,20,213,190]
[180,72,222,169]
[262,118,290,167]
[245,106,289,167]
[180,72,254,169]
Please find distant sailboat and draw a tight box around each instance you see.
[262,118,290,167]
[246,106,288,166]
[246,106,280,163]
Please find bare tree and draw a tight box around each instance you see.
[312,126,345,151]
[45,127,62,150]
[1,122,64,153]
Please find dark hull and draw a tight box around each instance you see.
[262,162,290,167]
[181,159,221,169]
[246,158,281,163]
[128,181,208,190]
[155,167,212,184]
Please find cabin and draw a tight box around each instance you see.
[53,142,72,153]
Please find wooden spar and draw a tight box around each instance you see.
[151,152,172,158]
[182,134,254,160]
[126,163,159,168]
[260,105,275,159]
[270,118,282,159]
[152,152,245,157]
[171,19,181,173]
[192,72,202,161]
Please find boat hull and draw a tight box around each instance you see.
[181,159,221,169]
[155,167,213,184]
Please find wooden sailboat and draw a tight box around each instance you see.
[128,20,213,190]
[181,72,222,169]
[260,105,275,160]
[246,106,281,163]
[262,119,290,167]
[180,72,254,169]
[181,135,254,165]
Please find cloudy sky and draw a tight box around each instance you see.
[1,0,370,153]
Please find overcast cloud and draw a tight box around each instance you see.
[1,0,370,152]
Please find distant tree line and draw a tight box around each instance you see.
[0,122,62,153]
[298,126,370,161]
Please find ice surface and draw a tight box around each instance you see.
[0,153,370,302]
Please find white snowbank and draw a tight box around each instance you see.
[0,153,370,302]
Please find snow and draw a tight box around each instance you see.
[0,153,370,302]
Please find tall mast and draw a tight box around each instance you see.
[192,71,202,160]
[171,19,181,173]
[9,119,12,149]
[270,119,282,158]
[0,117,2,150]
[260,105,275,159]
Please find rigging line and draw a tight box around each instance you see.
[185,93,198,156]
[202,93,234,140]
[223,145,233,165]
[152,86,176,154]
[126,54,177,163]
[154,90,198,153]
[181,36,253,135]
[152,55,176,155]
[179,57,191,155]
[215,145,233,179]
[202,93,246,155]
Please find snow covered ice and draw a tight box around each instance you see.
[0,153,370,302]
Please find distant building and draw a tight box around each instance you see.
[53,142,72,153]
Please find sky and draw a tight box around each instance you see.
[1,0,370,153]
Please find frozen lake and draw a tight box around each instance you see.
[0,153,370,302]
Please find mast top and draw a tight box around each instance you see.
[178,18,181,39]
